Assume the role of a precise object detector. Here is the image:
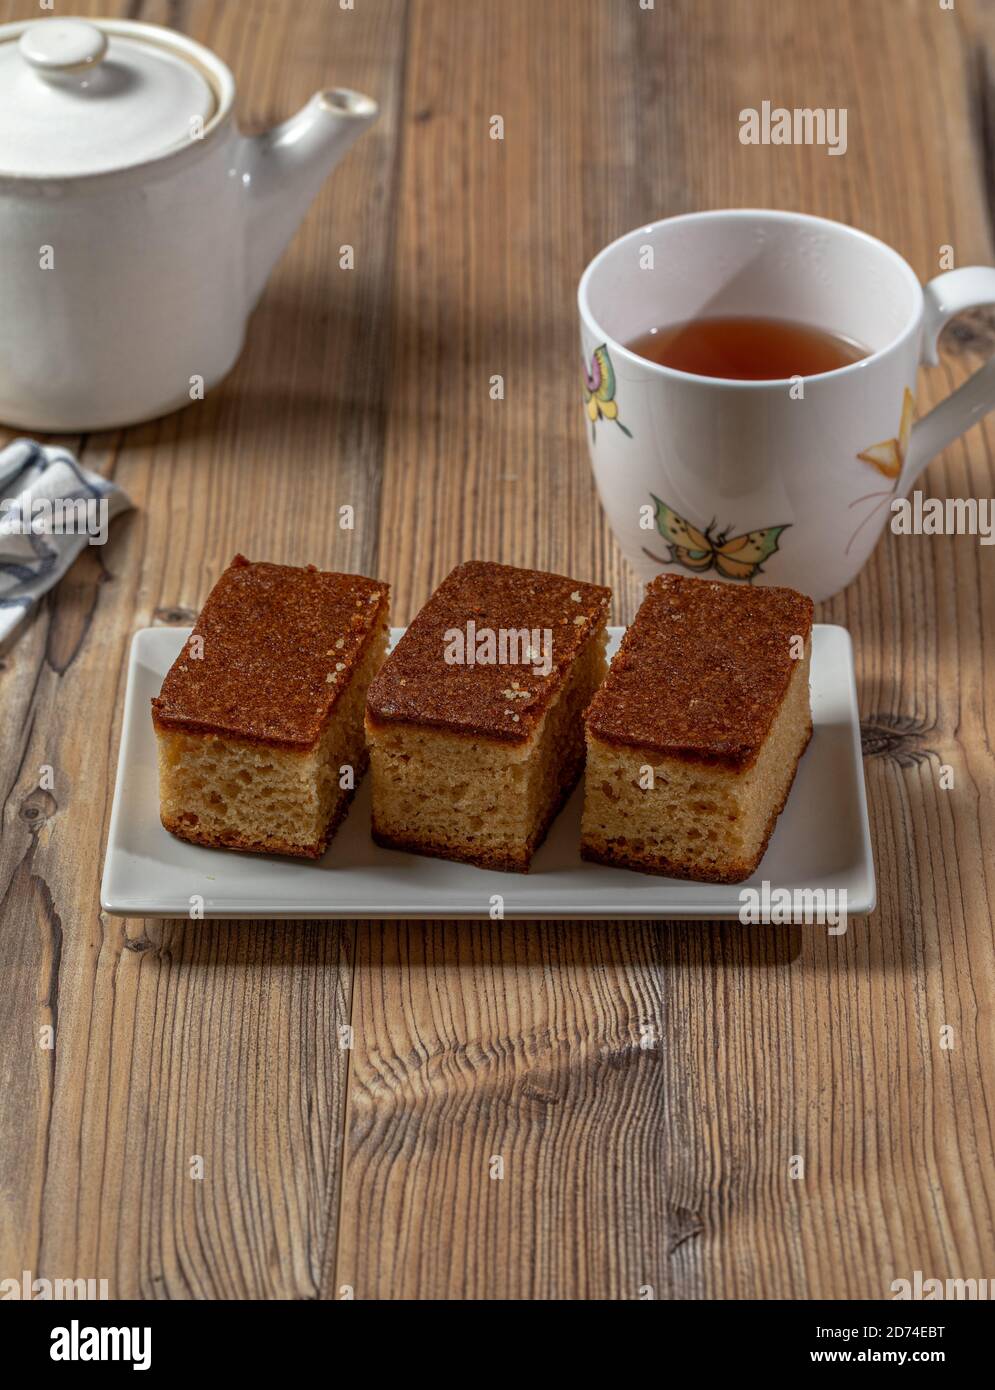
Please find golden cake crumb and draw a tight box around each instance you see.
[366,560,611,871]
[152,554,389,859]
[582,574,813,882]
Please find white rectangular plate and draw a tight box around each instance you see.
[101,625,874,919]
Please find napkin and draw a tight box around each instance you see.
[0,439,133,644]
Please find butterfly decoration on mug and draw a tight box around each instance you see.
[846,387,916,554]
[857,387,915,479]
[582,344,633,438]
[643,495,790,581]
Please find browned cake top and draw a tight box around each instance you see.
[585,574,813,768]
[151,555,388,749]
[366,561,611,743]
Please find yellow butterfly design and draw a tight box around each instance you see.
[857,387,915,478]
[644,496,790,582]
[846,387,918,554]
[583,344,633,438]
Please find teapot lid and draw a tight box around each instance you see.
[0,18,220,178]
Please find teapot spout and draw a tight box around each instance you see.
[241,88,378,307]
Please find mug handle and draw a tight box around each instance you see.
[902,266,995,490]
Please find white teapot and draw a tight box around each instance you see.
[0,17,379,431]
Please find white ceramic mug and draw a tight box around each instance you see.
[578,209,995,601]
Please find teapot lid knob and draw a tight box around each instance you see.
[19,19,108,75]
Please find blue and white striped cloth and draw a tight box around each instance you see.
[0,439,132,644]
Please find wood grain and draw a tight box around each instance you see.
[1,0,993,1300]
[0,0,408,1299]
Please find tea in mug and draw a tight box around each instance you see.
[626,315,869,380]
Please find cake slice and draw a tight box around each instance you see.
[581,574,813,882]
[365,560,611,871]
[152,554,389,858]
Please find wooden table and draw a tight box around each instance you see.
[2,0,993,1301]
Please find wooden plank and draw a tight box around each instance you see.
[1,0,993,1301]
[342,0,667,1300]
[373,0,644,625]
[342,0,995,1298]
[0,0,407,1297]
[624,0,995,1299]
